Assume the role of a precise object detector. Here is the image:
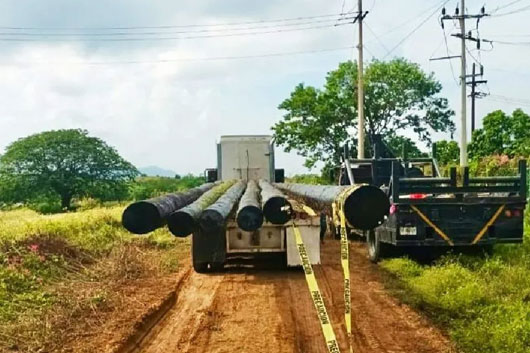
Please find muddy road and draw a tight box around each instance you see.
[134,241,454,353]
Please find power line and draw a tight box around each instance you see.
[364,21,391,57]
[443,23,460,85]
[0,12,357,31]
[490,0,527,14]
[0,21,353,42]
[487,94,530,108]
[491,4,530,17]
[0,17,354,37]
[489,94,530,104]
[382,0,450,59]
[487,39,530,45]
[0,45,354,66]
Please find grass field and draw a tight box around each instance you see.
[0,205,189,352]
[381,208,530,353]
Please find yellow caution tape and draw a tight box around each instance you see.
[472,205,505,245]
[338,205,353,353]
[292,223,341,353]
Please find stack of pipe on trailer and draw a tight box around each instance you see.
[236,180,264,231]
[276,183,390,230]
[167,181,236,237]
[259,179,292,224]
[121,182,216,234]
[200,180,246,232]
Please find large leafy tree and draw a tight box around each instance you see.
[273,58,455,168]
[469,109,530,158]
[434,140,460,165]
[0,129,138,209]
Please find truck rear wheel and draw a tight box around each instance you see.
[193,261,209,273]
[367,230,390,263]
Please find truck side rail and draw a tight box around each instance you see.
[390,160,527,203]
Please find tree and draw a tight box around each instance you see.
[384,134,426,158]
[469,109,530,158]
[0,129,138,209]
[272,58,455,168]
[434,140,460,165]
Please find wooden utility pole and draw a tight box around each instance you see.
[357,0,365,159]
[459,0,467,167]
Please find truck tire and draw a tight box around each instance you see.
[210,262,225,272]
[193,261,209,273]
[367,230,390,263]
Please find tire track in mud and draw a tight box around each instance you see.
[136,241,454,353]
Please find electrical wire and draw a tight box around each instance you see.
[364,21,391,57]
[490,0,526,13]
[0,12,357,31]
[0,45,354,66]
[487,95,530,108]
[488,39,530,45]
[442,22,460,85]
[491,4,530,17]
[0,21,354,42]
[382,0,450,59]
[374,0,448,40]
[0,17,354,37]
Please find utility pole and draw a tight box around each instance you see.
[459,0,467,167]
[467,63,488,132]
[470,63,476,132]
[439,2,489,167]
[357,0,365,159]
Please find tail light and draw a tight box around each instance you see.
[505,209,523,218]
[410,193,427,199]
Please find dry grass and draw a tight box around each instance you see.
[0,206,190,353]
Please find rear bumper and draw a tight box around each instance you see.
[393,237,523,247]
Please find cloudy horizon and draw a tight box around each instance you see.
[1,0,529,175]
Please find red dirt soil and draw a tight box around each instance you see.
[129,241,455,353]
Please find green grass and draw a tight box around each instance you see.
[0,205,189,351]
[381,209,530,353]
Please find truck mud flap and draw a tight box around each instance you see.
[192,227,227,269]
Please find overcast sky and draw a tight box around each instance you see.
[0,0,529,175]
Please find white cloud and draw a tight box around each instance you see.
[0,0,529,176]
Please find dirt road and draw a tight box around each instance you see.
[135,241,454,353]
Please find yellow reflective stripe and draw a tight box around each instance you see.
[410,205,454,246]
[338,208,353,353]
[292,224,341,353]
[472,205,505,245]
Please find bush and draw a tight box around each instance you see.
[128,175,204,200]
[381,217,530,353]
[286,174,327,185]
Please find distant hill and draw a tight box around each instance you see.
[138,166,178,178]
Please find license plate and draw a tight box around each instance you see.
[400,227,417,236]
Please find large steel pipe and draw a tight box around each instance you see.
[122,182,215,234]
[199,180,246,232]
[259,180,292,224]
[167,181,235,237]
[276,183,390,230]
[236,180,264,231]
